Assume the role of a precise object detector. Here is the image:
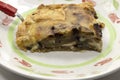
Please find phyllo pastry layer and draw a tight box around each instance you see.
[16,2,104,52]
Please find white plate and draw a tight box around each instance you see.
[0,0,120,80]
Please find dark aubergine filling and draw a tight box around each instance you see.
[25,24,102,52]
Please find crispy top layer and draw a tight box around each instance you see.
[16,2,104,50]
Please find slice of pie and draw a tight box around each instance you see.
[16,2,104,52]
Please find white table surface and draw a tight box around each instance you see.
[0,65,119,80]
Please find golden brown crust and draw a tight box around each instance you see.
[16,2,104,52]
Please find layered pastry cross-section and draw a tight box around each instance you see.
[16,2,104,52]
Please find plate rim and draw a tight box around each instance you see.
[0,58,120,80]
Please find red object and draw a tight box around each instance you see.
[14,57,32,67]
[19,60,32,67]
[108,13,120,23]
[94,58,112,66]
[2,16,13,26]
[0,1,17,17]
